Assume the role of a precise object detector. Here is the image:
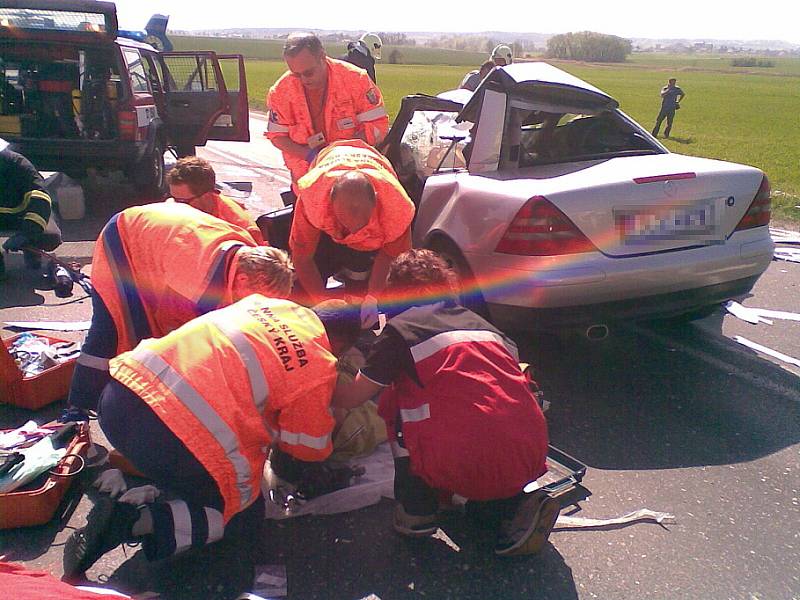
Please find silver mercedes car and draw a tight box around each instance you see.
[382,63,774,333]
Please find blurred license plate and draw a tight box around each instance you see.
[615,200,723,244]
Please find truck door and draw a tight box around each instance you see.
[158,51,237,149]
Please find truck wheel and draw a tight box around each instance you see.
[428,237,490,320]
[131,139,166,197]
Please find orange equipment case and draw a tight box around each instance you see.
[0,333,77,410]
[0,422,90,529]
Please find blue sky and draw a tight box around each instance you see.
[115,0,800,45]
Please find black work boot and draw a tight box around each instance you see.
[22,249,42,270]
[63,496,140,582]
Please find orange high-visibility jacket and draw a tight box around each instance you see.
[168,192,265,245]
[290,139,415,254]
[109,295,338,521]
[92,202,259,355]
[266,58,389,187]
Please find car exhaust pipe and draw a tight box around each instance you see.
[585,324,609,341]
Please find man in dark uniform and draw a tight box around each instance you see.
[652,78,686,139]
[341,33,382,83]
[0,138,61,278]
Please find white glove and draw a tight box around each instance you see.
[360,295,379,329]
[118,484,161,505]
[93,468,127,497]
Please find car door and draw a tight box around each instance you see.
[208,54,249,142]
[157,51,248,148]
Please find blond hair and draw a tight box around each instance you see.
[237,246,294,298]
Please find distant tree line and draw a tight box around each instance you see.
[546,31,632,62]
[731,57,775,67]
[376,32,416,46]
[424,34,533,56]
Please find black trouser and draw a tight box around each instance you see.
[652,108,676,137]
[294,233,377,299]
[68,291,117,411]
[0,212,62,271]
[394,456,524,523]
[98,379,264,560]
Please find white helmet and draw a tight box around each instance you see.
[491,44,513,65]
[359,32,382,60]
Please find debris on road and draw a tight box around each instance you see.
[733,336,800,368]
[724,301,800,325]
[4,320,92,331]
[773,247,800,263]
[769,228,800,245]
[432,528,462,552]
[252,564,288,598]
[554,509,675,531]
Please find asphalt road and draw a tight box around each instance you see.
[1,114,798,600]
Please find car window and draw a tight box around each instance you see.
[161,55,218,92]
[399,110,472,179]
[140,53,163,94]
[0,7,109,35]
[123,48,150,93]
[506,106,657,168]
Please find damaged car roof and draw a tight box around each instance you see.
[459,62,620,122]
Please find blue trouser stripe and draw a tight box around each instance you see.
[101,213,152,342]
[196,245,239,315]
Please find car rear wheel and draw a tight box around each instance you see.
[130,139,166,197]
[427,237,490,320]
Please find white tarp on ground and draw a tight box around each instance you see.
[262,442,674,531]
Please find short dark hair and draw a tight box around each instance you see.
[386,249,458,304]
[312,300,361,351]
[283,33,324,58]
[167,156,216,196]
[479,60,495,77]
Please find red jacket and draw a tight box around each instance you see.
[375,303,549,500]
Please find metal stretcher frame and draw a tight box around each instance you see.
[539,444,587,496]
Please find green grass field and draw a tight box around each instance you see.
[179,36,800,225]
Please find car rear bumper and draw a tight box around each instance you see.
[487,274,762,330]
[463,228,774,327]
[7,138,150,171]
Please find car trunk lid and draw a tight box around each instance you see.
[522,153,767,257]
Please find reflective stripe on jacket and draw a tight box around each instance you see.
[109,295,338,522]
[377,303,549,500]
[0,148,52,235]
[91,202,259,355]
[266,58,389,186]
[291,139,414,253]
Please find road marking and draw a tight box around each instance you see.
[631,324,800,403]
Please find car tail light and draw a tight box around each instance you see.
[118,107,137,141]
[734,175,771,231]
[495,196,597,256]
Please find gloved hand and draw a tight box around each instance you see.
[118,484,160,505]
[305,145,322,164]
[2,233,30,252]
[93,468,127,497]
[58,406,90,423]
[360,295,379,329]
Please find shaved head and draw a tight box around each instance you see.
[330,171,376,234]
